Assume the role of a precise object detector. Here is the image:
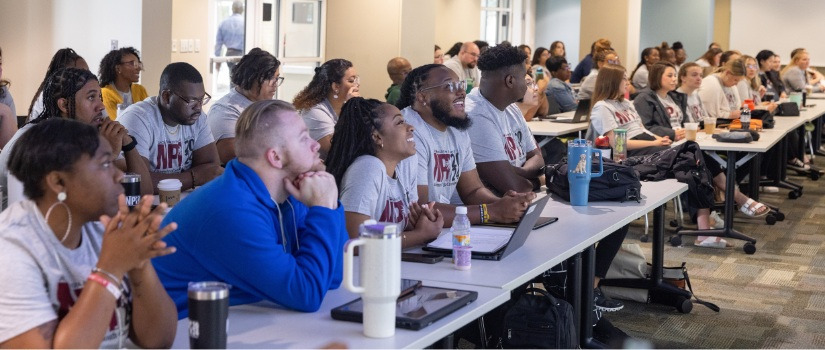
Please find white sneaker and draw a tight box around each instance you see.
[709,211,725,229]
[761,186,779,193]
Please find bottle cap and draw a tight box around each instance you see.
[456,206,467,215]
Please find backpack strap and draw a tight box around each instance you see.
[681,263,720,312]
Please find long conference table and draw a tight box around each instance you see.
[170,179,688,348]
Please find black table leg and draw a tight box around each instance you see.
[580,246,605,349]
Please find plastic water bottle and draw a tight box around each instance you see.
[451,206,471,270]
[740,106,751,130]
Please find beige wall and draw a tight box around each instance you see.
[579,0,641,70]
[434,0,481,54]
[713,0,731,51]
[171,0,213,95]
[0,0,54,114]
[401,0,437,68]
[142,0,173,96]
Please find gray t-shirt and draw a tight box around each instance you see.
[577,69,599,100]
[0,86,15,118]
[340,155,418,228]
[208,88,253,141]
[443,57,481,84]
[465,88,536,167]
[0,123,34,203]
[402,107,476,204]
[657,94,684,129]
[0,200,131,348]
[300,99,337,142]
[117,96,214,174]
[632,65,649,90]
[591,99,647,140]
[677,88,708,123]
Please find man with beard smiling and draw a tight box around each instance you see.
[119,62,223,192]
[396,64,534,226]
[466,44,544,194]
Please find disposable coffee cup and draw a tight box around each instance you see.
[188,282,230,349]
[158,179,183,207]
[704,118,717,134]
[684,123,698,141]
[121,173,141,210]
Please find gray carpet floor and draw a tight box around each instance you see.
[609,167,825,349]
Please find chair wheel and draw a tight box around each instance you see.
[676,296,693,314]
[766,214,777,225]
[639,235,649,243]
[669,236,682,247]
[789,191,800,199]
[776,212,786,221]
[744,242,756,254]
[811,172,820,181]
[669,219,679,228]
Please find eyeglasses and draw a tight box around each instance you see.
[119,60,144,70]
[266,76,285,87]
[746,64,758,70]
[607,59,620,65]
[526,81,538,90]
[347,76,360,85]
[170,91,211,107]
[418,80,467,93]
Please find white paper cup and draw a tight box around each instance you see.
[158,179,183,207]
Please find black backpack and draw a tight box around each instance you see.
[545,158,642,203]
[496,287,578,349]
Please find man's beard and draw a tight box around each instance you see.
[431,98,471,130]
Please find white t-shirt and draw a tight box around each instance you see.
[735,79,761,104]
[402,107,476,204]
[677,88,708,123]
[577,69,599,100]
[0,200,130,348]
[657,94,684,129]
[208,88,254,141]
[28,92,44,121]
[632,65,650,90]
[590,99,647,140]
[117,96,215,174]
[697,74,741,119]
[465,89,537,167]
[339,155,418,228]
[300,99,337,142]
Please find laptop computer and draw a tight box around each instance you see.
[553,99,591,123]
[423,195,551,261]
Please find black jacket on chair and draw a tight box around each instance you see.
[633,89,688,140]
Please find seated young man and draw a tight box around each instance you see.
[395,63,535,226]
[465,44,544,193]
[546,56,578,112]
[385,57,411,105]
[153,100,348,317]
[118,62,223,192]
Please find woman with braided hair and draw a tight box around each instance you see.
[27,48,89,121]
[293,58,360,159]
[209,48,282,164]
[0,68,153,205]
[98,47,148,120]
[327,97,443,248]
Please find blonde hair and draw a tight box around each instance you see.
[781,50,808,78]
[235,100,296,159]
[742,55,762,91]
[591,64,627,110]
[717,57,746,77]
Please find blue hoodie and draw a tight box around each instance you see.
[153,159,347,319]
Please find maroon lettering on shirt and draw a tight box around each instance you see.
[614,109,633,125]
[432,151,460,184]
[57,280,126,331]
[379,199,407,226]
[503,134,523,161]
[156,142,183,170]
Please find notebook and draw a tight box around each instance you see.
[422,196,550,261]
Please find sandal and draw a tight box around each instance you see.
[739,198,770,218]
[694,236,733,249]
[709,211,725,229]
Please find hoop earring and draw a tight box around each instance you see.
[45,191,72,243]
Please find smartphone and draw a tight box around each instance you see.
[401,252,444,264]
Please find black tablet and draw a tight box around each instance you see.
[330,286,478,330]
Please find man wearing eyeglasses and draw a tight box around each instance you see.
[397,64,534,226]
[118,62,223,192]
[466,44,544,194]
[443,42,481,86]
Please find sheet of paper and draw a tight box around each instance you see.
[426,226,513,253]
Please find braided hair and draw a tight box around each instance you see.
[292,58,352,110]
[98,47,141,87]
[231,48,281,92]
[326,97,385,187]
[33,67,98,123]
[395,64,444,110]
[28,48,84,117]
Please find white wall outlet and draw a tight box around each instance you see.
[171,39,178,52]
[111,39,118,51]
[181,39,189,53]
[194,39,201,53]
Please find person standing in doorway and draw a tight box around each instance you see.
[215,0,245,73]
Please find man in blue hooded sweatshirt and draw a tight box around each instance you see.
[154,99,347,318]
